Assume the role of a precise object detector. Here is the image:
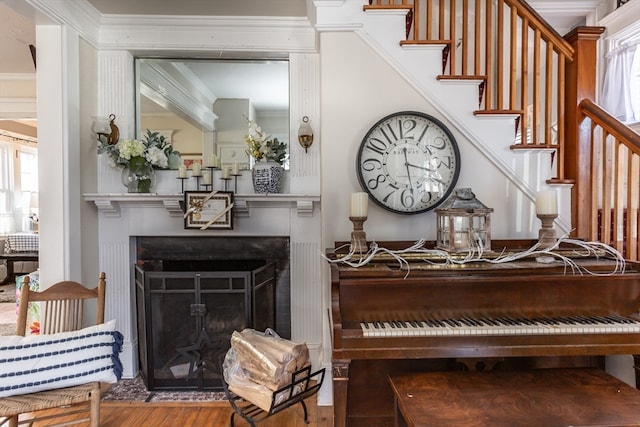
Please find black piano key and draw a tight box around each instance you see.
[443,319,459,327]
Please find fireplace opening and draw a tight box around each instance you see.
[135,259,276,390]
[133,236,289,391]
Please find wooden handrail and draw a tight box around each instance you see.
[502,0,573,58]
[575,98,640,260]
[580,99,640,152]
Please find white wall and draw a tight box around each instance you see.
[319,31,539,247]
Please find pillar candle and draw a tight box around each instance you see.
[191,162,202,176]
[221,167,230,179]
[206,154,217,168]
[177,165,187,178]
[202,170,211,185]
[232,161,240,175]
[535,190,557,215]
[350,192,369,217]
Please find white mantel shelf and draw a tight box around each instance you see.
[83,193,320,218]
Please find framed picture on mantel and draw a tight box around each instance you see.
[184,191,234,230]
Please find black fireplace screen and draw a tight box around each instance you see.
[135,259,276,390]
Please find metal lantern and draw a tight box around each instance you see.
[435,188,493,253]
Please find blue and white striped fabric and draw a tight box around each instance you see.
[0,319,123,397]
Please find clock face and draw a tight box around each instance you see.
[356,111,461,214]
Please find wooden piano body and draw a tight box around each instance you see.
[328,240,640,427]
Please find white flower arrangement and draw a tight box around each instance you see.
[98,129,182,170]
[244,116,287,166]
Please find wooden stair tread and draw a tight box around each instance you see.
[510,143,557,150]
[400,40,451,46]
[437,75,487,81]
[474,109,524,116]
[363,5,413,11]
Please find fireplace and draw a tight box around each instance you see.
[134,236,289,390]
[85,191,324,401]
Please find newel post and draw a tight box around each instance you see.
[562,26,605,240]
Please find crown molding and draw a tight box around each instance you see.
[98,16,316,54]
[528,0,604,14]
[26,0,101,47]
[139,61,217,132]
[0,73,36,81]
[26,1,317,54]
[0,98,37,119]
[599,0,640,39]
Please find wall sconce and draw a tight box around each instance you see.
[298,116,314,152]
[435,188,493,253]
[95,114,120,145]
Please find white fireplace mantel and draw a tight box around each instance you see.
[83,193,321,218]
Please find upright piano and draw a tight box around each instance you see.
[328,240,640,427]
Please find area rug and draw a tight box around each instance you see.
[0,322,15,336]
[101,375,227,402]
[0,283,16,303]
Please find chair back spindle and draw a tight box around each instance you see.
[17,272,106,336]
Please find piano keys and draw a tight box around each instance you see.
[360,315,640,337]
[327,240,640,427]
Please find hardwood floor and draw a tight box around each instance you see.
[3,398,334,426]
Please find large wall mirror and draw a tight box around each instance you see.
[136,58,289,169]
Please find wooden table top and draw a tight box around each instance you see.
[389,368,640,427]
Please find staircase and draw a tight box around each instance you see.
[317,0,640,261]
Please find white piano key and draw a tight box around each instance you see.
[360,315,640,337]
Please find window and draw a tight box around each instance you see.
[0,139,38,234]
[0,142,12,234]
[600,4,640,126]
[601,42,640,124]
[18,150,38,193]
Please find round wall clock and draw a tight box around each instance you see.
[356,111,461,214]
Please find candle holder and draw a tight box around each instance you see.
[193,175,201,190]
[349,216,369,254]
[177,177,188,193]
[220,177,231,192]
[537,213,558,249]
[231,172,243,193]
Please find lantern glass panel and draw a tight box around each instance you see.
[453,216,470,232]
[453,231,469,249]
[474,231,487,247]
[472,216,485,229]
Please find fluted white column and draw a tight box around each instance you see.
[97,50,136,194]
[289,53,321,194]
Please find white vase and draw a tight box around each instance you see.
[251,161,284,194]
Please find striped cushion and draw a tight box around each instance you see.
[0,319,123,398]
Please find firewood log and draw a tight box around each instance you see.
[230,329,310,390]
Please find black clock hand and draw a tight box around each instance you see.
[406,163,436,173]
[402,147,414,191]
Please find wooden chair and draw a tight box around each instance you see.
[0,272,106,427]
